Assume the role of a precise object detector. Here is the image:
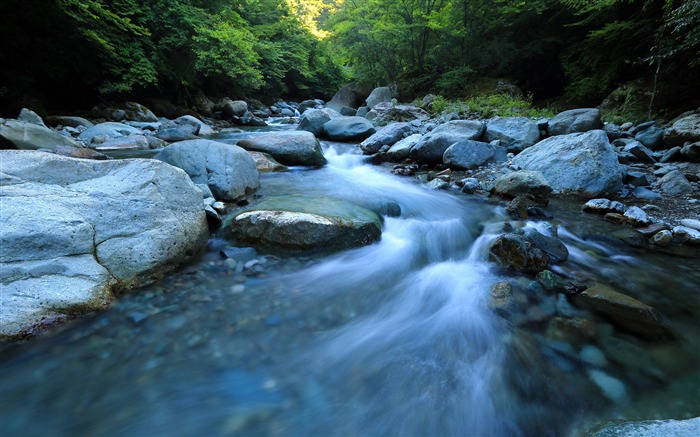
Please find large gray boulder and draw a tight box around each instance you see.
[365,102,430,126]
[443,140,506,170]
[512,130,623,197]
[365,86,392,109]
[78,122,142,144]
[155,139,260,201]
[483,117,540,152]
[322,116,376,142]
[297,108,341,137]
[548,108,603,136]
[664,112,700,146]
[326,83,372,112]
[175,115,215,136]
[17,108,47,128]
[359,122,417,154]
[121,102,159,122]
[410,120,486,164]
[222,196,382,251]
[0,120,80,150]
[216,98,248,118]
[237,131,326,167]
[491,170,553,201]
[0,151,208,339]
[387,134,422,161]
[590,417,699,437]
[656,170,694,196]
[44,115,95,129]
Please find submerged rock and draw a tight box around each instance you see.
[488,233,550,273]
[0,150,208,339]
[222,197,382,251]
[590,417,700,437]
[573,283,670,338]
[248,151,288,172]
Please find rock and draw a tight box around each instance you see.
[673,226,700,245]
[657,170,694,196]
[426,178,448,190]
[94,134,149,151]
[460,177,479,194]
[488,233,550,273]
[635,126,665,150]
[78,122,142,144]
[364,102,430,126]
[491,170,552,203]
[217,98,248,118]
[365,86,392,109]
[623,141,656,163]
[155,128,198,142]
[193,92,215,116]
[297,108,341,137]
[623,206,651,226]
[298,99,319,114]
[234,112,267,127]
[237,131,326,167]
[52,146,110,160]
[410,120,486,164]
[0,150,208,339]
[222,196,382,251]
[624,171,650,186]
[17,108,47,128]
[632,186,662,200]
[603,122,622,140]
[248,151,288,172]
[547,108,603,136]
[651,230,673,246]
[489,282,512,309]
[322,116,376,142]
[155,140,260,201]
[0,120,80,150]
[483,117,540,153]
[443,140,507,170]
[680,218,700,231]
[681,142,700,162]
[512,130,623,197]
[44,116,95,129]
[340,107,357,116]
[387,134,421,161]
[522,228,569,263]
[583,198,611,213]
[175,115,215,136]
[589,417,700,437]
[120,102,159,122]
[573,283,669,337]
[587,369,629,404]
[359,122,416,154]
[659,146,682,163]
[536,270,567,292]
[356,106,370,118]
[663,112,700,146]
[326,83,371,112]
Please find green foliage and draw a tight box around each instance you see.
[427,94,556,119]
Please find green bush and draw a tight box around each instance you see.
[427,94,555,119]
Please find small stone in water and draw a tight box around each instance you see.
[651,230,673,247]
[231,285,245,294]
[587,369,629,404]
[224,258,238,270]
[580,345,608,367]
[245,259,259,269]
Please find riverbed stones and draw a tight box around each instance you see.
[0,150,209,339]
[322,116,376,142]
[491,170,552,203]
[365,86,392,109]
[512,130,623,197]
[488,233,550,273]
[443,140,507,170]
[248,151,287,172]
[656,170,694,196]
[364,102,430,125]
[590,417,700,437]
[237,131,326,167]
[78,122,142,144]
[44,115,94,129]
[17,108,47,127]
[175,115,215,136]
[95,134,150,151]
[387,133,421,161]
[572,283,669,337]
[547,108,603,136]
[0,119,80,150]
[680,142,700,162]
[297,108,340,137]
[663,112,700,146]
[483,117,540,152]
[155,139,260,201]
[410,120,486,164]
[359,122,416,154]
[223,196,382,251]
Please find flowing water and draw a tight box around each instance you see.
[1,124,699,436]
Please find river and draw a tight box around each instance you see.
[1,123,699,436]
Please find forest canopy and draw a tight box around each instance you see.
[0,0,698,114]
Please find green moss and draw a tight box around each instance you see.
[427,94,556,119]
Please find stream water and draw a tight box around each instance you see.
[1,124,699,437]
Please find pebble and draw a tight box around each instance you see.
[231,284,246,294]
[580,345,608,367]
[587,369,629,404]
[651,230,673,246]
[680,219,700,231]
[623,206,651,226]
[224,258,238,270]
